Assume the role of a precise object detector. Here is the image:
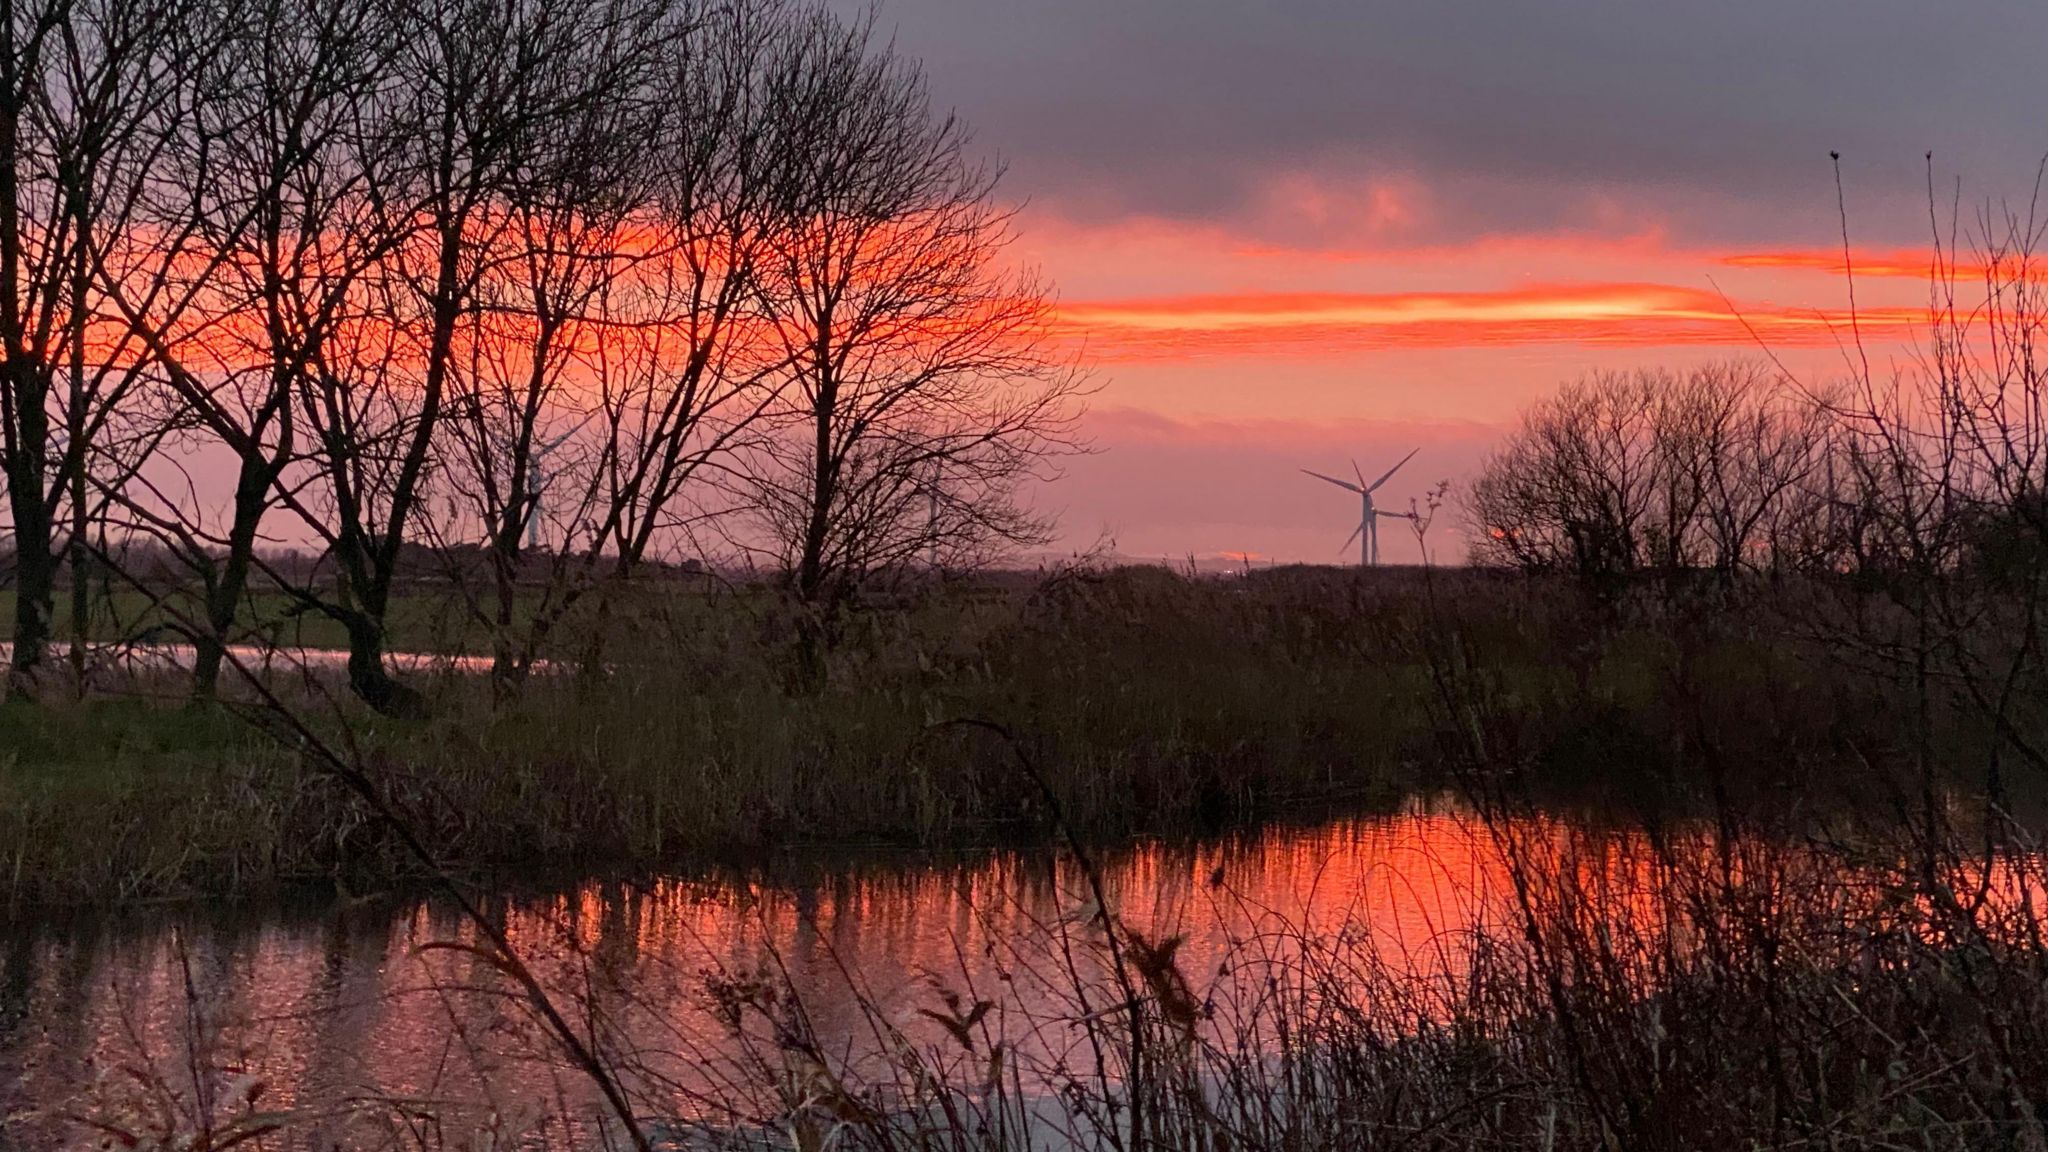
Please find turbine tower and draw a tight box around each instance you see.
[524,416,591,552]
[1302,448,1418,567]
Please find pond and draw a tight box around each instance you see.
[0,795,1976,1149]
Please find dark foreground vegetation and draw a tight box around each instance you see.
[19,569,2048,1148]
[0,556,2009,909]
[643,808,2048,1152]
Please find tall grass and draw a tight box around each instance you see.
[0,564,1967,907]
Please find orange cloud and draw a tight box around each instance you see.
[1723,249,1943,278]
[1721,247,2048,284]
[1055,282,1925,362]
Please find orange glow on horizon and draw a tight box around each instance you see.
[1723,250,1936,277]
[1720,248,2048,280]
[1054,282,1926,362]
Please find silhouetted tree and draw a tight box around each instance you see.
[741,9,1086,610]
[286,0,674,714]
[1,0,191,695]
[1467,362,1830,587]
[96,0,405,700]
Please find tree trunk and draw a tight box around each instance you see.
[190,462,270,701]
[334,226,457,717]
[796,370,836,604]
[65,198,90,695]
[341,607,422,718]
[7,487,55,694]
[67,474,87,692]
[188,613,226,702]
[487,513,523,702]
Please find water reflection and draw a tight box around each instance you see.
[0,797,1898,1148]
[0,639,499,678]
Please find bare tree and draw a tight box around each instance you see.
[582,0,805,578]
[1807,176,2048,804]
[1,0,74,695]
[1654,362,1835,578]
[90,0,407,700]
[1697,367,1835,578]
[1,0,199,696]
[429,81,663,694]
[1468,370,1662,582]
[1467,363,1832,585]
[741,8,1086,610]
[431,167,631,695]
[283,0,675,714]
[433,0,800,696]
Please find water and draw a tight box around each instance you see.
[0,800,1738,1148]
[0,639,500,677]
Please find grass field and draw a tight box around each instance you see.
[0,563,1978,908]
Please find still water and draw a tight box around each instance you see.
[0,799,1667,1148]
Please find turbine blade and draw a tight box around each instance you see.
[1340,520,1363,555]
[1351,459,1366,488]
[541,412,597,453]
[1302,468,1362,493]
[1366,447,1420,493]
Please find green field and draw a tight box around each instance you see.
[0,565,1953,909]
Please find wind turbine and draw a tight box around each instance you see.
[1302,448,1418,567]
[924,457,943,570]
[524,415,592,552]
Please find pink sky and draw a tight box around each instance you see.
[855,0,2048,565]
[114,3,2041,570]
[1024,202,1945,565]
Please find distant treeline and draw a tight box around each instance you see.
[1463,233,2048,817]
[1470,348,2048,590]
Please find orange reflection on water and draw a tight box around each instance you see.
[2,802,1513,1140]
[7,800,2038,1147]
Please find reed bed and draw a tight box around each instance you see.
[0,564,1958,907]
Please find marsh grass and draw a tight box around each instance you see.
[0,565,1960,907]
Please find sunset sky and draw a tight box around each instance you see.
[865,0,2048,564]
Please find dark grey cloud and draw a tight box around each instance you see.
[859,0,2048,245]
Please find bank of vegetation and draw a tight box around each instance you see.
[44,659,2048,1151]
[2,0,2042,906]
[0,551,2000,908]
